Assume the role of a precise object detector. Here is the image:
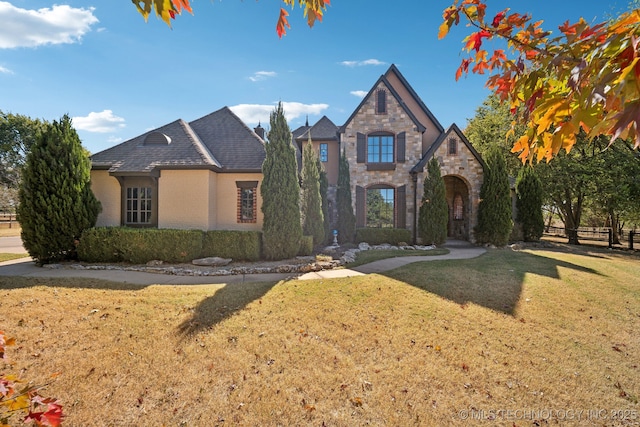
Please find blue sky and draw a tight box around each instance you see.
[0,0,628,154]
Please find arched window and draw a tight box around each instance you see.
[453,194,464,220]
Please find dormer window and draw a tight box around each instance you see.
[376,89,387,114]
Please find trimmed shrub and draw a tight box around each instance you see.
[201,230,262,261]
[355,228,411,245]
[297,235,313,256]
[78,228,202,264]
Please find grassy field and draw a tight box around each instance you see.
[0,245,638,426]
[345,247,449,268]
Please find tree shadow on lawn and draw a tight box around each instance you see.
[382,249,603,316]
[177,279,279,337]
[0,275,148,291]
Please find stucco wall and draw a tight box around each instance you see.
[215,173,263,231]
[158,170,211,230]
[90,170,121,227]
[313,140,339,186]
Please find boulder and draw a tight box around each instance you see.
[192,257,232,267]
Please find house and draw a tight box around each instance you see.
[90,64,485,242]
[90,107,266,231]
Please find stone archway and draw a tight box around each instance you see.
[443,175,470,240]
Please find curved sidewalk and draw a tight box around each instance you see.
[0,243,486,285]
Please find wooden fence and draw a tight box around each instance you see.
[544,225,640,249]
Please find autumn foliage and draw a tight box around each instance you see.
[439,0,640,162]
[132,0,330,37]
[0,331,64,427]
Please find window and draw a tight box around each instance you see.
[366,187,394,228]
[237,181,258,223]
[448,138,457,155]
[376,89,387,114]
[453,194,464,220]
[126,186,152,224]
[367,134,394,163]
[319,143,328,162]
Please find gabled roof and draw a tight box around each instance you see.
[295,116,339,141]
[411,123,486,173]
[384,64,445,134]
[91,107,266,174]
[91,119,220,175]
[339,70,426,134]
[189,107,266,171]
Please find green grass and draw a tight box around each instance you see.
[347,247,449,268]
[0,253,28,262]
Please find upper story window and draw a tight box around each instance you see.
[367,134,394,163]
[448,137,458,155]
[376,89,387,114]
[319,143,328,162]
[126,186,152,224]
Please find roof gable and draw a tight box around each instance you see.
[412,123,486,173]
[339,72,426,134]
[296,115,339,141]
[384,64,445,134]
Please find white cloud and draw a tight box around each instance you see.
[107,136,123,144]
[230,102,329,125]
[0,2,98,49]
[0,65,12,74]
[249,71,277,82]
[340,59,387,67]
[350,90,368,98]
[72,110,126,133]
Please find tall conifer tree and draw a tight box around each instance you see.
[336,149,355,243]
[418,157,448,245]
[475,146,513,246]
[301,135,324,245]
[516,166,544,241]
[18,115,100,264]
[260,103,302,259]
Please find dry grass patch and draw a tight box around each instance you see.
[0,226,21,237]
[0,246,638,426]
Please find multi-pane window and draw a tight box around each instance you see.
[237,181,258,223]
[319,143,328,162]
[126,187,152,224]
[367,135,394,163]
[241,188,255,222]
[366,187,394,228]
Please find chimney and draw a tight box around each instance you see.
[254,122,265,139]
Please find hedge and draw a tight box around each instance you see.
[297,235,313,256]
[78,227,263,264]
[355,228,412,246]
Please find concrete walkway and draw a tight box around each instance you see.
[0,240,486,285]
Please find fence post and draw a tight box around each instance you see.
[631,231,635,250]
[608,229,613,249]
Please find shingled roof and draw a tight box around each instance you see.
[294,116,339,141]
[91,107,265,174]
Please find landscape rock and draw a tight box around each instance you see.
[192,257,232,266]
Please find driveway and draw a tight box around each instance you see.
[0,236,26,254]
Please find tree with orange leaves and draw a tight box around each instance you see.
[439,0,640,163]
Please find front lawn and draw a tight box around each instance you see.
[0,245,638,426]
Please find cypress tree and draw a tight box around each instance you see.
[336,149,355,243]
[515,166,544,241]
[418,157,448,245]
[17,115,101,264]
[317,157,330,245]
[260,102,302,260]
[301,136,325,245]
[474,146,513,246]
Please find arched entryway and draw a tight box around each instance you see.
[443,175,470,240]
